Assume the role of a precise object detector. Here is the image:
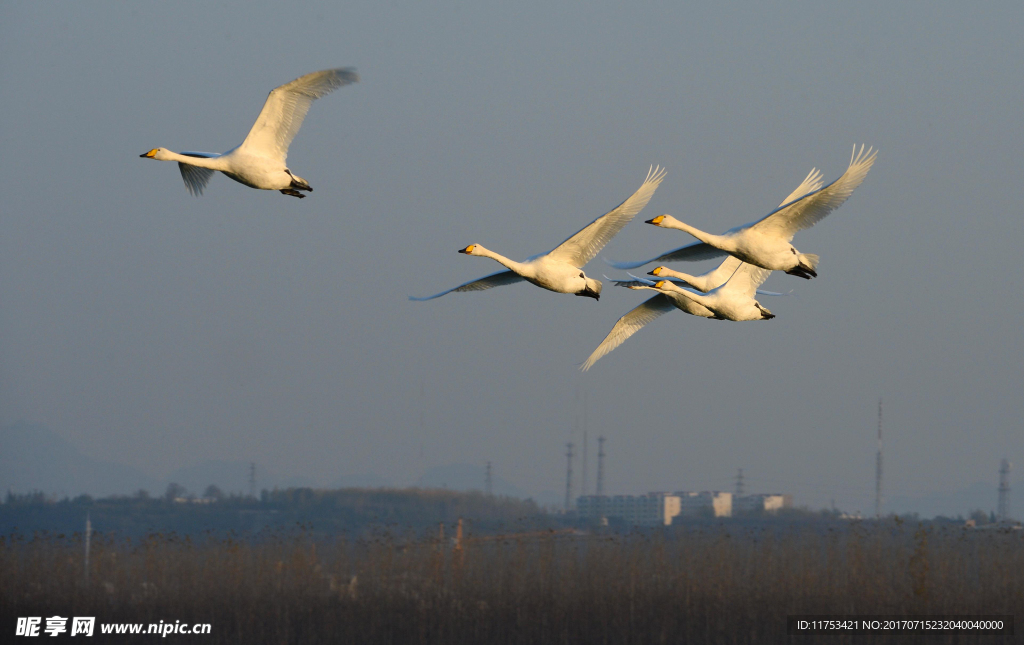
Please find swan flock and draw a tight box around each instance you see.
[137,68,875,371]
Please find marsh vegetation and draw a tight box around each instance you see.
[2,519,1021,643]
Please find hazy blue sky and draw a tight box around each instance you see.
[2,2,1022,514]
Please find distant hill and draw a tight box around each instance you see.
[0,487,551,537]
[165,459,319,496]
[0,421,160,498]
[416,463,529,498]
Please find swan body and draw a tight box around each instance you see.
[140,68,358,197]
[650,266,775,322]
[607,165,825,270]
[580,257,773,371]
[609,146,876,277]
[412,166,666,301]
[581,256,770,370]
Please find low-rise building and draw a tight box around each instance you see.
[675,491,732,518]
[579,491,738,525]
[578,492,682,526]
[733,494,793,514]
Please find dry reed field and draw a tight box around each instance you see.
[2,521,1022,644]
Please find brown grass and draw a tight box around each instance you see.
[2,521,1021,644]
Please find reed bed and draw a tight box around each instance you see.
[2,522,1021,644]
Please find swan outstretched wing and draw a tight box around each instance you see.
[606,241,727,270]
[580,294,675,371]
[177,151,219,196]
[410,270,525,301]
[548,166,666,267]
[697,255,745,291]
[750,145,877,240]
[240,68,359,162]
[716,262,772,299]
[779,167,825,208]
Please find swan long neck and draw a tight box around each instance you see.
[658,281,706,305]
[661,217,715,244]
[474,246,528,274]
[656,267,705,291]
[163,150,227,170]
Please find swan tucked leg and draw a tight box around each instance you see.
[285,170,312,193]
[279,189,307,198]
[754,302,775,320]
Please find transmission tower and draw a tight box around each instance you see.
[564,442,575,512]
[485,461,493,496]
[998,459,1011,521]
[596,436,606,496]
[735,468,745,497]
[875,399,883,518]
[249,462,256,499]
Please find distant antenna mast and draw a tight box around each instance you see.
[875,398,883,518]
[249,462,256,499]
[564,442,575,512]
[735,468,745,497]
[998,459,1011,521]
[596,436,606,496]
[485,461,493,496]
[582,430,589,497]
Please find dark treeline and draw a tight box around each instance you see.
[0,488,552,538]
[2,521,1021,644]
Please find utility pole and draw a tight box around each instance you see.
[84,513,91,585]
[998,459,1011,521]
[249,462,256,499]
[596,436,606,495]
[564,442,575,512]
[485,461,493,496]
[875,398,883,519]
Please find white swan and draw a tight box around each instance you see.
[580,260,774,371]
[411,166,667,301]
[609,145,876,277]
[140,68,359,198]
[607,164,824,270]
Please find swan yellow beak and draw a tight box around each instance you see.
[140,149,158,158]
[458,245,475,254]
[650,267,665,276]
[646,215,666,226]
[655,280,668,289]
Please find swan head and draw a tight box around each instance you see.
[653,280,683,293]
[458,244,482,256]
[140,148,169,160]
[575,275,602,300]
[645,214,683,228]
[649,266,668,277]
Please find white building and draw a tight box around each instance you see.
[578,492,682,526]
[578,491,737,525]
[733,494,793,514]
[675,491,732,518]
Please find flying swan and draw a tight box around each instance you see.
[609,145,876,278]
[140,68,359,198]
[411,166,667,301]
[580,258,774,371]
